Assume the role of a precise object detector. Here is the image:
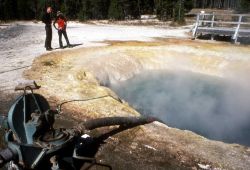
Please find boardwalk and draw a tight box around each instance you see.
[192,13,250,43]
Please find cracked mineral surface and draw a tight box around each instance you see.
[1,22,250,169]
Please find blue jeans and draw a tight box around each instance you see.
[58,29,70,47]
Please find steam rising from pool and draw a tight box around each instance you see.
[110,70,250,146]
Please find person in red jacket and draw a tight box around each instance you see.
[53,11,71,48]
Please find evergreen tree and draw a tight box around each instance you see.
[91,0,110,19]
[0,0,3,20]
[63,0,81,19]
[174,0,193,23]
[108,0,124,20]
[155,0,174,20]
[1,0,247,22]
[155,0,193,22]
[140,0,155,14]
[13,0,34,19]
[2,0,18,20]
[78,0,109,20]
[184,0,193,12]
[192,0,243,9]
[120,0,140,19]
[173,0,185,22]
[78,0,92,21]
[238,0,250,13]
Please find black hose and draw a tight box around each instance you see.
[84,116,161,130]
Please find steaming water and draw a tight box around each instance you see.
[110,70,250,146]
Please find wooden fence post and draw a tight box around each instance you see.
[232,15,242,43]
[192,13,200,39]
[211,12,215,27]
[211,12,215,40]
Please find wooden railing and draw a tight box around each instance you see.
[192,13,250,43]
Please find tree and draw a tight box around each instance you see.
[192,0,243,9]
[4,0,246,22]
[78,0,91,21]
[108,0,124,20]
[238,0,250,13]
[63,0,81,19]
[2,0,18,20]
[15,0,41,20]
[120,0,141,19]
[155,0,174,20]
[173,0,185,22]
[78,0,110,20]
[140,0,155,14]
[91,0,110,19]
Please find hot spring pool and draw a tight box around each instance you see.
[110,70,250,146]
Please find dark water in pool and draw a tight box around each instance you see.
[110,70,250,146]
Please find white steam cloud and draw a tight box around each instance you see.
[110,70,250,146]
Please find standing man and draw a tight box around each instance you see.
[42,7,53,51]
[53,11,71,49]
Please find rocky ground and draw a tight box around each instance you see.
[0,21,188,114]
[24,39,250,169]
[1,22,250,169]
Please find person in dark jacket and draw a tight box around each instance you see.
[53,11,71,49]
[42,7,53,51]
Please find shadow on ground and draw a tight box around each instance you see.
[197,35,250,44]
[54,43,83,50]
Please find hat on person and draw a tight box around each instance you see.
[57,11,63,16]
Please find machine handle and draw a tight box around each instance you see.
[15,81,40,91]
[0,148,16,168]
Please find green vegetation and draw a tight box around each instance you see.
[239,0,250,13]
[0,0,249,22]
[108,0,124,20]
